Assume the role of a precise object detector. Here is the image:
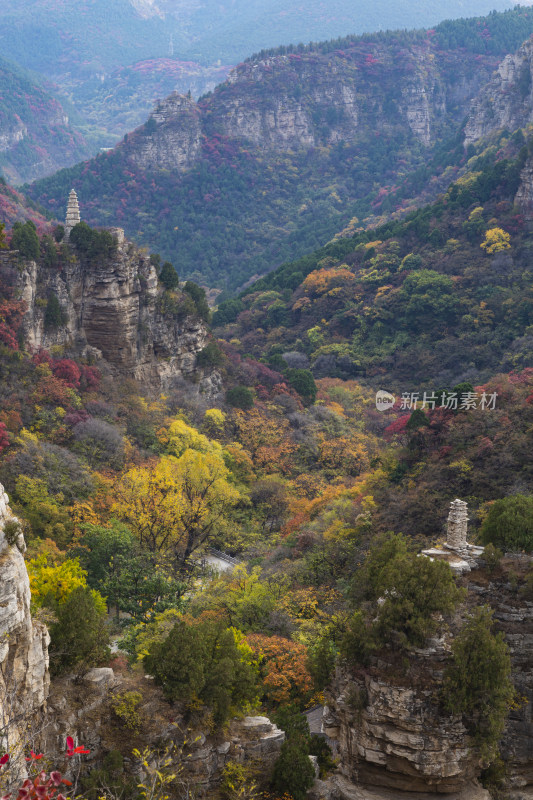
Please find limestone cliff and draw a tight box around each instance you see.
[125,93,202,171]
[464,36,533,146]
[0,485,49,778]
[3,231,210,392]
[214,46,458,150]
[118,40,499,172]
[514,152,533,219]
[323,650,484,798]
[321,559,533,800]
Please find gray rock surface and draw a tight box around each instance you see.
[465,37,533,145]
[0,485,50,782]
[4,232,210,392]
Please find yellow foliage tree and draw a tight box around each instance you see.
[203,408,226,435]
[159,417,222,458]
[112,450,241,568]
[27,555,106,612]
[302,266,355,297]
[480,227,511,254]
[234,409,295,473]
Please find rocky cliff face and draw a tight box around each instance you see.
[41,667,284,797]
[514,153,533,219]
[464,36,533,145]
[475,560,533,798]
[321,560,533,800]
[0,485,50,780]
[125,93,202,170]
[323,650,484,798]
[5,231,209,392]
[118,40,499,171]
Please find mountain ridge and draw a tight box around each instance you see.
[28,10,532,292]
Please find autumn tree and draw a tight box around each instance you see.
[480,227,511,254]
[246,633,314,707]
[233,409,295,472]
[112,451,240,569]
[192,565,289,633]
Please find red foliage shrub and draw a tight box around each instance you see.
[0,408,22,433]
[0,299,25,351]
[0,422,9,453]
[383,415,409,439]
[0,739,89,800]
[52,360,81,389]
[33,375,76,407]
[64,410,89,428]
[32,350,53,368]
[80,365,101,391]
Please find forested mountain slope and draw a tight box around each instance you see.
[28,7,533,292]
[0,57,92,184]
[214,130,533,390]
[0,179,51,230]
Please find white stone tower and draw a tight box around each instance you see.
[64,189,80,242]
[446,499,468,551]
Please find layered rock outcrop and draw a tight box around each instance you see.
[464,36,533,145]
[126,92,202,170]
[117,40,500,174]
[320,555,533,800]
[3,230,209,392]
[473,560,533,798]
[208,44,497,151]
[0,485,49,778]
[42,666,285,797]
[323,653,483,797]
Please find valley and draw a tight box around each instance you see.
[0,5,532,800]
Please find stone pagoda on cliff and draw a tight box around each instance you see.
[421,499,484,574]
[64,189,80,242]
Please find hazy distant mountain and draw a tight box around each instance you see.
[0,56,93,184]
[1,0,526,145]
[0,0,526,74]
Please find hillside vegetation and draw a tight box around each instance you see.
[0,56,92,184]
[214,130,532,387]
[27,7,533,292]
